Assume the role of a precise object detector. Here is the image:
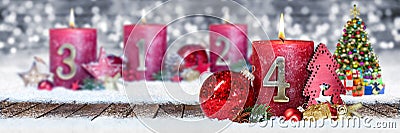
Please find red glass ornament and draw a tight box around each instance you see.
[284,108,302,122]
[178,45,208,68]
[107,54,123,74]
[199,70,255,120]
[38,80,54,91]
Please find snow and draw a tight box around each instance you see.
[0,117,399,132]
[0,50,399,104]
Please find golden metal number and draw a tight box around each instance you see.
[56,43,77,80]
[263,57,290,102]
[136,39,147,71]
[215,36,231,66]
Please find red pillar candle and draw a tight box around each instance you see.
[209,24,248,72]
[49,9,97,88]
[251,14,314,116]
[123,24,167,81]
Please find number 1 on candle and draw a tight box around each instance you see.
[263,57,290,102]
[136,39,146,71]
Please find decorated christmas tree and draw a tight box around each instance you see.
[333,4,385,95]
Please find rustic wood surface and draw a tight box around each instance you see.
[0,99,398,120]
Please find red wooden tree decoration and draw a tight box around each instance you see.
[304,43,346,106]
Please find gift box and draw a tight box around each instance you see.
[364,83,385,95]
[352,85,364,97]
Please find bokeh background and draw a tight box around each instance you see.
[0,0,399,90]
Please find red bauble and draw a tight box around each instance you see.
[107,54,123,75]
[178,45,208,69]
[284,108,302,122]
[199,70,255,120]
[38,80,54,91]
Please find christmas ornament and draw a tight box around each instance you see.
[71,80,81,90]
[38,80,54,91]
[82,47,121,80]
[178,45,208,68]
[200,68,255,120]
[304,44,346,105]
[18,62,50,87]
[195,59,211,74]
[107,54,124,74]
[284,108,302,122]
[103,74,122,91]
[303,103,332,121]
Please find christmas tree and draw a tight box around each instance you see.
[333,4,384,95]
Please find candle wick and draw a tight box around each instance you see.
[279,37,285,44]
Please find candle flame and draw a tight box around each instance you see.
[69,8,75,28]
[222,9,230,24]
[278,13,285,43]
[141,9,147,24]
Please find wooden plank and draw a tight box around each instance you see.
[91,104,113,121]
[157,104,184,118]
[183,105,204,118]
[43,103,86,118]
[0,99,15,111]
[131,104,159,118]
[365,104,399,118]
[36,103,65,119]
[0,102,38,118]
[68,104,110,118]
[14,103,61,118]
[100,103,133,118]
[359,105,386,118]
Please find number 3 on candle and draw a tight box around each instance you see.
[263,57,290,102]
[56,44,77,80]
[215,37,231,66]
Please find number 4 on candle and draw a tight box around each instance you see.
[263,57,290,102]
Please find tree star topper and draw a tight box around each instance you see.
[350,4,360,18]
[83,47,121,80]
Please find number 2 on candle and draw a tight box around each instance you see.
[263,57,290,102]
[215,37,231,66]
[56,43,77,80]
[136,39,147,71]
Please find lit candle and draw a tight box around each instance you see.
[209,13,248,72]
[49,9,97,88]
[251,13,314,116]
[123,10,167,81]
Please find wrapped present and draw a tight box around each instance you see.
[364,80,385,95]
[345,70,352,80]
[342,79,353,95]
[353,78,362,86]
[363,79,370,86]
[352,85,364,97]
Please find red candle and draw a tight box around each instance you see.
[123,24,167,81]
[209,24,248,72]
[49,9,97,88]
[251,14,314,116]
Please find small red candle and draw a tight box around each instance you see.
[209,23,248,72]
[251,14,314,116]
[49,9,97,88]
[123,12,167,81]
